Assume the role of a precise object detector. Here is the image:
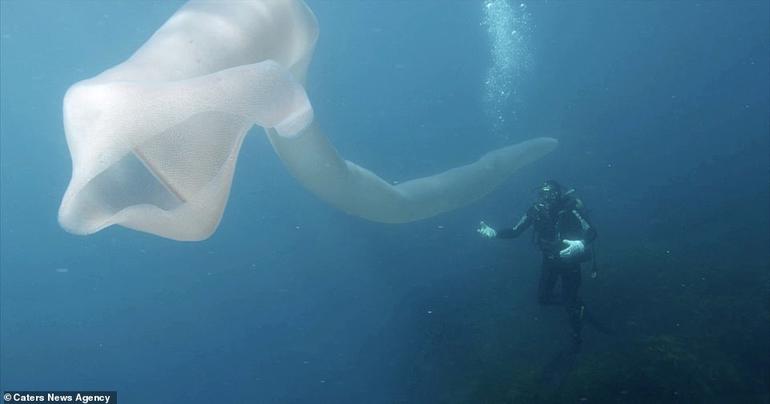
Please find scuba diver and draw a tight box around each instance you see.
[477,180,597,352]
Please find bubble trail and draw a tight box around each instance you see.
[482,0,532,139]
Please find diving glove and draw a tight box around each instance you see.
[559,239,585,260]
[477,221,497,239]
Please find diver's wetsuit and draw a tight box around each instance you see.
[496,193,597,348]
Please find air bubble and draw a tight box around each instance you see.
[482,0,532,136]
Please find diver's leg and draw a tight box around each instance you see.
[562,264,584,351]
[537,257,559,305]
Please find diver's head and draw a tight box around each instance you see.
[537,180,562,206]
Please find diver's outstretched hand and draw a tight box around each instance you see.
[477,221,497,239]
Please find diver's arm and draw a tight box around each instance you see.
[560,209,596,261]
[571,208,597,244]
[496,211,532,239]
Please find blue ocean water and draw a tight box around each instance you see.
[1,1,768,403]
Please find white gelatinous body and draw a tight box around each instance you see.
[58,0,557,241]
